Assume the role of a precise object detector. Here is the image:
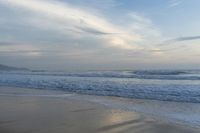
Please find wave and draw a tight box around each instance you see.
[1,70,200,80]
[133,70,187,75]
[0,71,200,103]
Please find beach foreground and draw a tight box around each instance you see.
[0,87,199,133]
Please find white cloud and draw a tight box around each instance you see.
[169,0,184,7]
[0,0,162,51]
[0,0,175,70]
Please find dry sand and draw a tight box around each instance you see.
[0,87,199,133]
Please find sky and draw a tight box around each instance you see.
[0,0,200,70]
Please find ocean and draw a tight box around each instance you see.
[0,70,200,103]
[1,70,200,128]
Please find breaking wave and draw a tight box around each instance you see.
[0,70,200,103]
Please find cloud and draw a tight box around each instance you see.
[67,0,121,9]
[0,42,17,46]
[172,36,200,41]
[0,42,42,57]
[169,0,184,7]
[160,35,200,45]
[0,0,161,51]
[0,0,169,70]
[76,26,116,35]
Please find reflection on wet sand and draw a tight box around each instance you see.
[0,87,200,133]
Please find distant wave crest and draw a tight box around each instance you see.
[133,70,187,75]
[1,70,200,80]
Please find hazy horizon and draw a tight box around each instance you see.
[0,0,200,70]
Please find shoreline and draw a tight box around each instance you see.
[0,86,200,133]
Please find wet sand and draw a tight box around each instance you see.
[0,87,199,133]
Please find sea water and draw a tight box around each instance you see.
[0,70,200,127]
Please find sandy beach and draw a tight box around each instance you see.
[0,87,199,133]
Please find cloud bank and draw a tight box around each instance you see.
[0,0,162,50]
[0,0,199,70]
